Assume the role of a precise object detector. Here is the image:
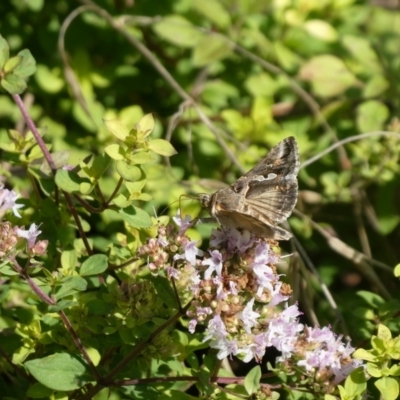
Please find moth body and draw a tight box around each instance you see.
[199,137,299,240]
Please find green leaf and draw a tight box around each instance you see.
[192,34,233,67]
[1,73,27,94]
[244,366,261,395]
[344,367,367,397]
[191,0,231,29]
[128,151,154,165]
[363,75,389,98]
[356,100,389,132]
[26,382,54,398]
[125,179,146,194]
[24,353,90,391]
[13,346,36,365]
[394,264,400,278]
[304,19,338,42]
[136,113,154,139]
[55,169,81,193]
[80,254,108,276]
[48,300,78,312]
[389,364,400,377]
[104,144,125,160]
[14,49,36,77]
[299,55,357,97]
[377,324,392,341]
[0,34,10,69]
[153,16,203,48]
[367,363,382,378]
[55,276,87,299]
[116,160,142,181]
[35,64,64,93]
[89,154,111,179]
[375,377,399,400]
[152,276,179,308]
[3,55,22,73]
[119,206,152,228]
[40,151,70,176]
[342,35,381,75]
[80,181,95,195]
[352,348,376,362]
[147,139,177,157]
[103,119,129,141]
[356,291,385,308]
[61,248,77,272]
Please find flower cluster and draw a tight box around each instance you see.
[0,181,48,257]
[139,212,362,385]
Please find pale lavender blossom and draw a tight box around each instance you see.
[166,267,180,279]
[173,212,192,235]
[203,315,238,360]
[203,314,228,343]
[210,228,227,247]
[202,249,223,279]
[157,236,169,247]
[188,306,213,333]
[226,228,255,254]
[0,184,24,218]
[268,282,290,307]
[229,281,238,296]
[16,223,42,248]
[189,319,198,333]
[331,359,363,385]
[239,333,268,363]
[236,298,260,333]
[307,326,336,343]
[174,240,203,265]
[214,276,226,300]
[265,305,304,360]
[212,337,239,360]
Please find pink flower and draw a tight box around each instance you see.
[173,212,192,235]
[16,223,42,248]
[202,249,223,279]
[0,184,24,218]
[236,298,260,333]
[174,240,203,265]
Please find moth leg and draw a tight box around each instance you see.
[194,217,217,225]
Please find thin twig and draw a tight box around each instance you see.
[9,256,100,381]
[301,131,400,169]
[293,209,392,300]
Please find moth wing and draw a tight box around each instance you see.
[215,208,292,240]
[244,178,298,224]
[237,136,299,183]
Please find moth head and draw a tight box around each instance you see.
[199,193,211,209]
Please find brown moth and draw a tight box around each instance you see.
[199,137,299,240]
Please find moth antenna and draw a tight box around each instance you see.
[157,196,196,219]
[152,206,158,219]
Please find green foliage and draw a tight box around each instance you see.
[0,35,36,94]
[354,325,400,400]
[0,0,400,398]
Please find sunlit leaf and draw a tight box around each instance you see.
[153,16,203,48]
[147,139,177,156]
[24,353,90,391]
[300,55,357,97]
